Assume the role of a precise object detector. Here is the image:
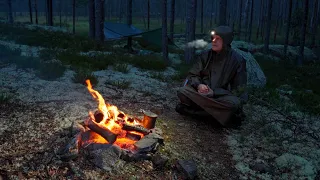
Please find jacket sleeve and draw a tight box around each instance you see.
[186,54,204,89]
[230,57,248,103]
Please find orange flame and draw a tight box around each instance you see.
[84,79,144,148]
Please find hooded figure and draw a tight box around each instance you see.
[176,26,247,128]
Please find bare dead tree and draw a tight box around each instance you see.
[95,0,105,42]
[127,0,132,51]
[256,0,264,40]
[7,0,13,24]
[147,0,150,30]
[248,0,254,42]
[263,0,273,54]
[169,0,175,41]
[89,0,95,38]
[72,0,75,34]
[59,0,62,27]
[310,0,319,48]
[284,0,292,55]
[238,0,243,39]
[200,0,203,33]
[47,0,53,26]
[219,0,227,25]
[244,0,251,41]
[185,0,197,64]
[162,0,169,62]
[28,0,33,23]
[298,0,309,65]
[34,0,38,24]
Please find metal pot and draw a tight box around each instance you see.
[142,110,158,129]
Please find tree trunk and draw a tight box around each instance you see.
[200,0,203,33]
[59,0,62,27]
[256,0,263,40]
[298,0,309,65]
[169,0,175,41]
[244,0,250,41]
[47,0,53,26]
[263,0,273,54]
[219,0,227,25]
[7,0,13,24]
[185,0,197,64]
[147,0,150,30]
[127,0,132,51]
[284,0,292,55]
[273,0,283,43]
[162,0,169,63]
[210,0,214,27]
[310,0,319,48]
[238,0,243,39]
[248,0,254,42]
[34,0,38,24]
[89,0,95,38]
[72,0,75,34]
[95,0,105,42]
[28,0,33,23]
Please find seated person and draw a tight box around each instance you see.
[175,26,248,128]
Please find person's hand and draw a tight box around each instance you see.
[197,84,209,93]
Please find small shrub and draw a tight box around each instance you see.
[150,72,168,82]
[72,69,98,86]
[13,56,42,70]
[36,62,66,81]
[0,23,114,52]
[38,48,58,61]
[57,51,116,71]
[130,55,168,71]
[106,79,131,89]
[113,63,130,73]
[0,92,12,104]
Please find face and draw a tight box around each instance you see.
[211,35,223,52]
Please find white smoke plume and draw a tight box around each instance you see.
[186,39,209,49]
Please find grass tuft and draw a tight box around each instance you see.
[106,79,131,89]
[113,63,130,73]
[72,69,98,86]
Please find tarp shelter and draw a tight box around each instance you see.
[104,22,176,47]
[104,22,143,40]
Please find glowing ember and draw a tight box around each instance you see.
[83,80,144,149]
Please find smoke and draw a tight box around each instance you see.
[186,39,209,49]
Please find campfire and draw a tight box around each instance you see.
[61,80,164,162]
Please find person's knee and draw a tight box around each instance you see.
[177,88,194,106]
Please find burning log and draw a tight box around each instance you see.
[125,132,142,141]
[122,123,150,135]
[86,118,118,144]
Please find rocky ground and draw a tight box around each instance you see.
[0,62,239,179]
[1,26,320,179]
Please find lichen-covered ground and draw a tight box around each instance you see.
[0,64,239,179]
[1,38,319,179]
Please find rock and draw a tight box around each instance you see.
[176,160,198,180]
[233,48,267,87]
[90,145,124,172]
[134,133,163,153]
[56,137,79,161]
[120,152,152,162]
[151,154,169,168]
[305,89,313,94]
[275,153,317,178]
[249,161,272,174]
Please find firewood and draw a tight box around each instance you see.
[86,118,118,144]
[122,123,150,135]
